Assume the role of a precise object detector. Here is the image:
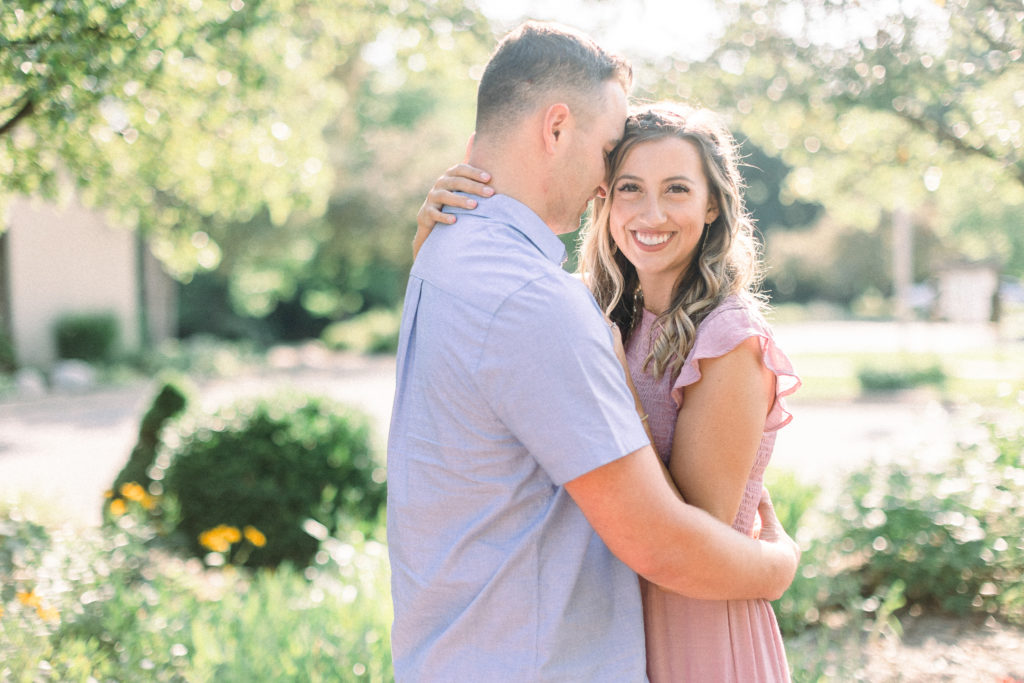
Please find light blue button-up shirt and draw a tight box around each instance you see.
[387,194,650,681]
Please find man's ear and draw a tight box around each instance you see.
[542,103,572,154]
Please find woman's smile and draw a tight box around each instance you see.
[609,136,719,312]
[632,230,674,248]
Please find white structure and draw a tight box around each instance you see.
[936,262,999,324]
[1,195,176,368]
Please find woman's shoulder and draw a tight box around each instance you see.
[674,293,800,420]
[698,293,771,339]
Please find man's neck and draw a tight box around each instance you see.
[468,140,558,234]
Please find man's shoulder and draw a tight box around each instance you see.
[486,270,605,350]
[413,219,569,310]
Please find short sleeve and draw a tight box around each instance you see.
[671,299,800,432]
[476,275,651,485]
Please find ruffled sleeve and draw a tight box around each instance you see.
[671,297,801,432]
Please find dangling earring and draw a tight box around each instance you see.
[632,282,643,316]
[698,223,710,254]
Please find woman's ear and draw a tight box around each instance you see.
[596,183,608,199]
[705,194,720,224]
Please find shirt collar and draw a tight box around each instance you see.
[446,193,568,266]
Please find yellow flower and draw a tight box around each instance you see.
[17,591,41,608]
[199,529,230,553]
[36,605,59,622]
[109,498,127,517]
[199,524,242,553]
[243,526,267,548]
[120,482,147,503]
[221,525,241,544]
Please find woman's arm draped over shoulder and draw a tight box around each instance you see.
[413,163,493,260]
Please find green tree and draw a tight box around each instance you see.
[191,2,491,329]
[2,0,493,336]
[2,1,334,254]
[1,0,488,264]
[638,0,1024,278]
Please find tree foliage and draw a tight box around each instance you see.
[200,1,491,327]
[637,0,1024,276]
[0,0,490,278]
[2,1,326,246]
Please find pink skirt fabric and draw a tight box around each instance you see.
[624,295,799,682]
[642,578,791,682]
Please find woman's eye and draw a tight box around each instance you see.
[616,182,640,193]
[667,184,690,194]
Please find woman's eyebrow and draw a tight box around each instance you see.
[614,174,696,183]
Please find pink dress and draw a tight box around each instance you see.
[624,295,800,682]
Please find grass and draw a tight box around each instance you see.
[785,347,1024,403]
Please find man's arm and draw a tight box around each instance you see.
[564,444,799,601]
[483,278,799,601]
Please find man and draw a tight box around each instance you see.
[387,21,800,681]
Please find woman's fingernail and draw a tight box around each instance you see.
[484,187,494,196]
[481,172,491,181]
[468,200,477,208]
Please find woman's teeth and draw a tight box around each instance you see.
[634,232,671,246]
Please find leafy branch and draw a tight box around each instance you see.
[0,96,34,137]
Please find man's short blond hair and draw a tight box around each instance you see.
[475,21,632,137]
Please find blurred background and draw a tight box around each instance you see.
[1,0,1022,370]
[1,1,1023,680]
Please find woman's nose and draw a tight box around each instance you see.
[636,196,666,227]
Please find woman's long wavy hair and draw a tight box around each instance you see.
[578,102,765,379]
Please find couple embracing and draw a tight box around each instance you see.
[388,19,802,682]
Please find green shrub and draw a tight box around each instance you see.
[142,335,264,379]
[792,414,1024,629]
[832,448,1024,623]
[771,410,1024,637]
[1,503,157,679]
[764,469,850,638]
[106,378,190,523]
[0,332,15,372]
[764,468,820,533]
[54,312,119,362]
[322,307,401,354]
[159,392,386,568]
[856,362,946,392]
[1,505,393,681]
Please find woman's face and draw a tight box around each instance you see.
[608,136,719,291]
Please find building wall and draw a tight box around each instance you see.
[937,265,999,324]
[5,195,175,368]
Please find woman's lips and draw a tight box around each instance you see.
[632,230,672,247]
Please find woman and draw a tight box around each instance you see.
[417,103,799,682]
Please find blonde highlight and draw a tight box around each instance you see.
[579,102,765,379]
